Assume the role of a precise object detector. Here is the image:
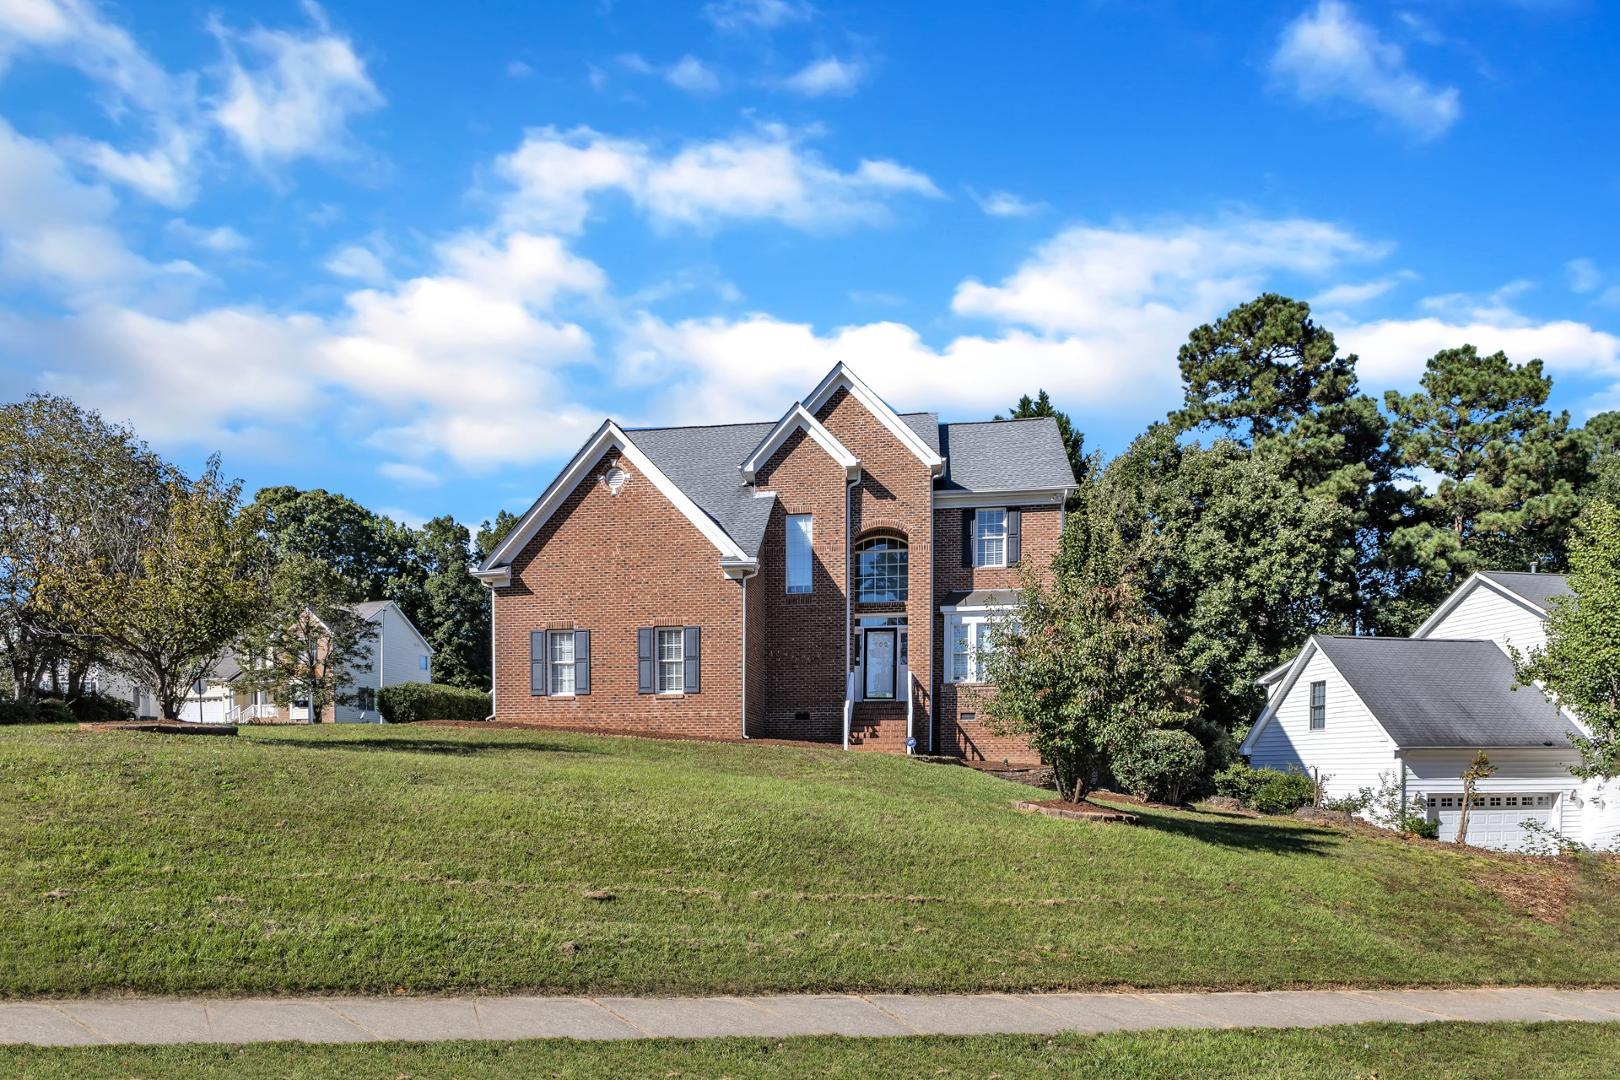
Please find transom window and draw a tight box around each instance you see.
[549,631,576,696]
[974,509,1007,568]
[657,628,685,693]
[855,536,908,604]
[1308,680,1326,730]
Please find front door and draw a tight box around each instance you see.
[863,628,897,700]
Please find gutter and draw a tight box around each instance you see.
[485,579,497,721]
[843,470,857,752]
[737,564,759,738]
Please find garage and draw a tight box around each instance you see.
[1427,793,1556,850]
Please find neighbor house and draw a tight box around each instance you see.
[472,362,1078,761]
[155,600,434,724]
[1242,571,1619,852]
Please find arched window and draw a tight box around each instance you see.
[855,535,908,604]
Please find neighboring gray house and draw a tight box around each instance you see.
[1243,571,1618,852]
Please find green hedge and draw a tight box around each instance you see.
[0,698,78,725]
[378,682,491,724]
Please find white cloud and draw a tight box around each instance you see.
[165,218,249,253]
[496,124,941,234]
[1310,274,1410,307]
[777,56,865,97]
[1566,258,1602,294]
[665,54,721,95]
[324,243,388,283]
[62,132,198,206]
[701,0,813,32]
[506,59,533,78]
[952,216,1382,336]
[1270,0,1460,139]
[972,189,1045,218]
[211,6,383,165]
[378,461,440,486]
[1341,315,1620,389]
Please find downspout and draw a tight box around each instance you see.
[485,583,497,721]
[739,567,758,738]
[843,471,857,752]
[926,478,936,754]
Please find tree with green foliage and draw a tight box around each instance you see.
[1385,346,1588,624]
[1514,497,1620,780]
[475,509,520,566]
[983,470,1191,802]
[237,554,377,723]
[1103,426,1352,742]
[249,486,422,608]
[47,458,267,720]
[415,515,490,689]
[997,390,1086,485]
[0,395,167,703]
[1584,411,1620,459]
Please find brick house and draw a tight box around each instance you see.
[472,363,1077,762]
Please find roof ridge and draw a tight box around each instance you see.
[944,416,1060,427]
[625,418,778,433]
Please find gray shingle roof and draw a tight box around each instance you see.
[938,417,1076,492]
[628,421,779,558]
[1311,635,1578,748]
[1480,571,1573,611]
[352,600,391,620]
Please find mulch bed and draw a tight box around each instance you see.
[79,722,237,736]
[1016,799,1139,824]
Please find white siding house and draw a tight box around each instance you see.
[1243,572,1620,853]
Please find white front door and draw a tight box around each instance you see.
[863,628,897,700]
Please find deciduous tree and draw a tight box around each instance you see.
[237,555,377,722]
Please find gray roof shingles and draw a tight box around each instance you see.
[1311,635,1578,748]
[1479,571,1573,610]
[626,410,1076,558]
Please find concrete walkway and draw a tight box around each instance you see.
[4,988,1619,1047]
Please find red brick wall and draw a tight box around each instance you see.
[816,387,936,749]
[933,501,1063,764]
[753,427,850,741]
[491,449,743,737]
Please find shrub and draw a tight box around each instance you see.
[1249,768,1317,815]
[0,700,37,725]
[69,693,135,725]
[1111,729,1206,804]
[1322,786,1373,815]
[34,698,75,724]
[1212,762,1260,802]
[379,682,491,724]
[1368,770,1439,839]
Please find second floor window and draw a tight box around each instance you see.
[1309,680,1326,730]
[786,514,812,594]
[974,509,1007,568]
[855,536,908,604]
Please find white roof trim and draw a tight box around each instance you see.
[934,486,1072,508]
[367,600,436,656]
[1239,636,1399,757]
[1410,572,1549,640]
[740,402,860,482]
[477,420,748,577]
[803,362,945,475]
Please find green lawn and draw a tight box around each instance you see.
[1,723,1616,997]
[0,1023,1615,1079]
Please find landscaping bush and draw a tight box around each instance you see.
[68,693,135,724]
[1111,729,1206,804]
[0,700,37,725]
[379,682,491,724]
[1212,762,1260,802]
[34,698,75,725]
[1249,768,1317,815]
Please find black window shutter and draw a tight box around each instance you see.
[637,628,654,694]
[530,631,546,696]
[1007,508,1022,565]
[574,630,591,695]
[961,508,975,567]
[683,626,701,693]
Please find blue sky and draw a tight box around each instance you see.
[2,0,1617,529]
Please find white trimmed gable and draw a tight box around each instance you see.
[740,403,860,482]
[803,363,945,475]
[1411,573,1549,654]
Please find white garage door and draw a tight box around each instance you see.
[1427,793,1555,851]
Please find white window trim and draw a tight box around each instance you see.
[786,514,813,595]
[548,630,577,698]
[945,613,997,684]
[656,627,685,695]
[1308,679,1326,731]
[974,508,1008,569]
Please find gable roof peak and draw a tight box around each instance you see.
[802,362,945,474]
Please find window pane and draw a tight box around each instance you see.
[658,628,684,692]
[855,537,908,603]
[786,514,812,594]
[950,620,970,682]
[550,632,575,695]
[975,510,1006,567]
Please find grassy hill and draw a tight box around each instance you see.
[1,723,1616,997]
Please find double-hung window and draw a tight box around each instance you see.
[948,615,1010,683]
[657,628,685,693]
[550,631,576,696]
[974,509,1007,568]
[1308,680,1326,730]
[786,514,813,594]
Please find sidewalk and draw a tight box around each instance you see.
[4,988,1619,1047]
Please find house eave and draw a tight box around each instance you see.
[934,486,1072,508]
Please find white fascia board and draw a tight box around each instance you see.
[803,363,945,475]
[1410,572,1547,640]
[477,420,748,577]
[471,566,511,587]
[934,486,1070,508]
[739,402,860,482]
